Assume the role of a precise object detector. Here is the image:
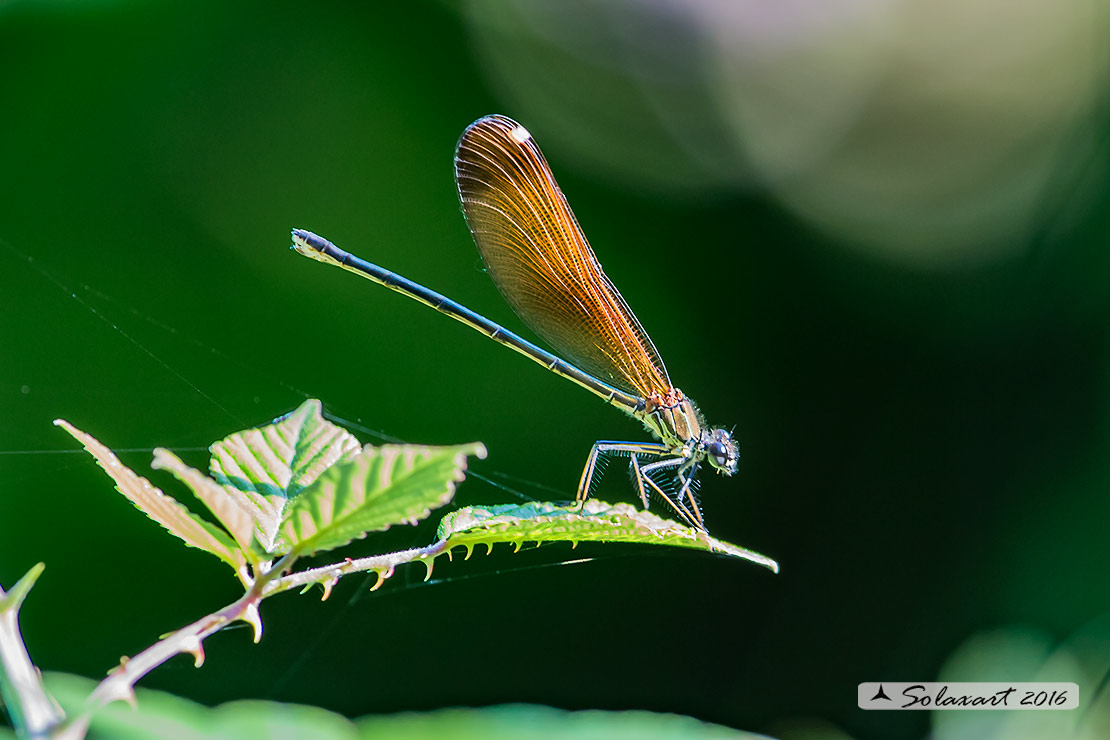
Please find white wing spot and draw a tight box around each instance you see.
[510,125,531,144]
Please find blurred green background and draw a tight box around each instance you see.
[1,1,1108,738]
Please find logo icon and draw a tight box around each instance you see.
[870,684,892,702]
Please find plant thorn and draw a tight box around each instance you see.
[241,603,263,643]
[320,577,338,601]
[181,635,205,668]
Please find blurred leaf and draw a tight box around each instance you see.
[42,672,765,740]
[356,704,772,739]
[277,442,487,556]
[766,718,858,740]
[208,399,362,553]
[932,625,1103,740]
[55,420,246,572]
[213,701,358,740]
[45,672,357,740]
[438,500,779,572]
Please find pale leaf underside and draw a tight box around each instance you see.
[152,449,259,557]
[207,399,361,552]
[53,420,245,572]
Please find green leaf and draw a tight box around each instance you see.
[44,672,359,740]
[356,704,774,739]
[438,500,779,572]
[278,442,487,556]
[152,449,260,560]
[55,420,246,572]
[208,399,361,553]
[43,672,769,740]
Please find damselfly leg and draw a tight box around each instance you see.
[576,441,706,529]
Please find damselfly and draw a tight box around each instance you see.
[292,115,739,529]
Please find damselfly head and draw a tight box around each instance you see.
[291,229,345,268]
[704,428,739,475]
[290,229,318,255]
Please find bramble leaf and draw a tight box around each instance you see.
[152,449,260,560]
[438,500,779,572]
[277,442,487,556]
[54,420,246,572]
[208,399,361,553]
[43,672,769,740]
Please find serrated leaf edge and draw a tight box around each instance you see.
[151,448,260,558]
[206,400,361,551]
[280,442,486,556]
[439,500,779,572]
[54,419,246,572]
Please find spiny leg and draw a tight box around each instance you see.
[676,462,705,530]
[634,463,705,529]
[634,454,701,530]
[628,453,651,509]
[640,457,706,530]
[674,460,700,505]
[576,442,707,529]
[685,494,705,530]
[576,440,671,505]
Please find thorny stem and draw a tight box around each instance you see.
[4,542,455,737]
[0,564,61,739]
[264,541,448,599]
[29,507,771,737]
[82,552,296,714]
[79,542,451,720]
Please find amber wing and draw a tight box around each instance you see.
[454,115,672,399]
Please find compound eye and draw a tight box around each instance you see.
[707,440,729,469]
